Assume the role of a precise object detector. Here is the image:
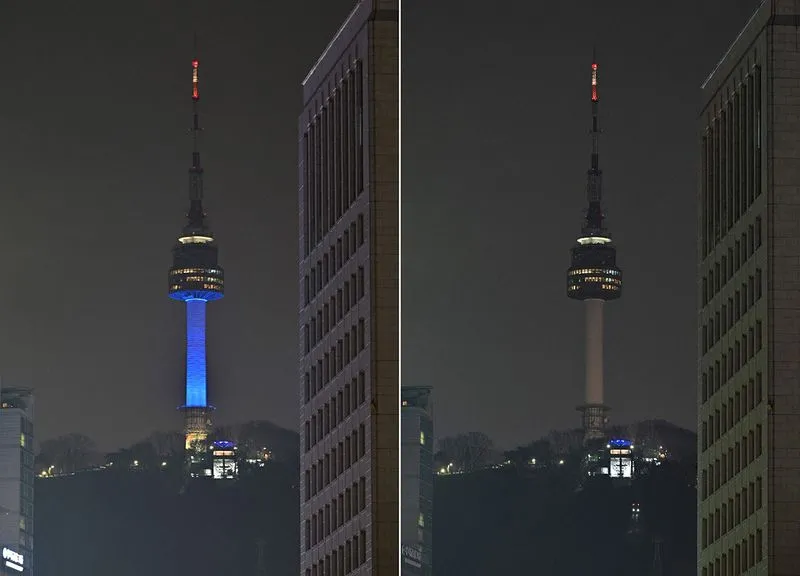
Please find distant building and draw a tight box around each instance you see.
[401,387,433,576]
[297,1,398,575]
[698,2,800,573]
[0,387,34,575]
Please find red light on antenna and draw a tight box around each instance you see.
[592,63,598,70]
[192,59,199,69]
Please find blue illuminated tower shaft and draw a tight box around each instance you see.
[185,299,208,407]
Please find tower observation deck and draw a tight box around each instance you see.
[168,53,224,452]
[566,53,622,443]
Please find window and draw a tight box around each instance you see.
[755,216,762,248]
[756,372,763,404]
[756,424,763,457]
[756,529,763,562]
[756,320,762,351]
[357,214,365,245]
[360,529,367,563]
[420,430,425,445]
[756,476,763,509]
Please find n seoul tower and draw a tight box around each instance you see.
[168,52,224,452]
[566,52,622,444]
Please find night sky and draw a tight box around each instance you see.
[403,0,765,449]
[0,1,772,455]
[0,0,355,451]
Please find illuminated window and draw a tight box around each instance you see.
[420,431,425,445]
[20,434,25,448]
[418,513,424,528]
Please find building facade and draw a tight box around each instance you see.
[298,2,398,575]
[400,387,433,576]
[0,388,34,575]
[698,2,800,573]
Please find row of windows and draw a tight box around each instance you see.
[701,320,763,404]
[304,320,367,404]
[702,477,763,549]
[567,267,621,277]
[701,66,762,258]
[570,275,622,286]
[567,283,621,293]
[702,373,762,448]
[305,373,366,449]
[701,426,763,499]
[304,268,366,356]
[179,276,223,284]
[169,283,221,292]
[303,60,365,258]
[170,267,222,276]
[304,214,366,307]
[701,529,763,576]
[701,272,762,358]
[306,476,367,549]
[305,422,367,498]
[304,529,368,576]
[701,217,762,306]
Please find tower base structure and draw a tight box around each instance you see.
[180,405,214,451]
[577,402,609,444]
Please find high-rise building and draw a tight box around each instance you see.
[0,387,34,575]
[168,53,224,459]
[566,53,622,443]
[298,1,398,574]
[698,2,800,573]
[401,387,433,576]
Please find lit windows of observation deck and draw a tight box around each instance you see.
[566,266,622,300]
[168,266,224,301]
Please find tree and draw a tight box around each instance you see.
[146,431,184,458]
[38,433,98,474]
[437,432,494,473]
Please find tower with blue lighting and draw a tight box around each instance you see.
[566,51,622,444]
[168,53,224,452]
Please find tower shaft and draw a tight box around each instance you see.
[581,299,607,441]
[185,299,208,407]
[585,298,603,405]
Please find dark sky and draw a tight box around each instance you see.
[0,0,355,451]
[403,0,765,449]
